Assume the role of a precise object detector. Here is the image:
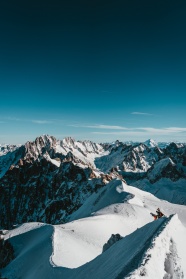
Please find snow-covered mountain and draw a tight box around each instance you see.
[0,135,186,229]
[0,135,114,229]
[0,144,25,178]
[0,144,20,156]
[1,135,186,278]
[24,135,105,168]
[0,135,105,178]
[144,138,158,148]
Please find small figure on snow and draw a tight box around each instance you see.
[150,208,164,220]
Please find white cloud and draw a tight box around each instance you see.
[92,127,186,136]
[131,112,153,116]
[92,131,146,135]
[137,127,186,134]
[70,123,186,136]
[32,120,53,124]
[69,124,128,130]
[165,127,186,132]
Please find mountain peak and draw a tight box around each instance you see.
[62,137,76,147]
[144,139,157,148]
[35,134,56,143]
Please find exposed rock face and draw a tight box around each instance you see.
[0,159,110,229]
[24,135,57,162]
[147,158,183,183]
[102,233,123,252]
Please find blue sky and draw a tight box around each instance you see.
[1,0,186,144]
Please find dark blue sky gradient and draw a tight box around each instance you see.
[1,0,186,143]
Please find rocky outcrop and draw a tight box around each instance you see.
[103,233,123,252]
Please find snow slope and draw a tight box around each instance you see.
[128,214,185,279]
[133,178,186,205]
[73,214,186,279]
[68,179,186,226]
[2,180,186,279]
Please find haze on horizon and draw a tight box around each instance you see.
[0,0,186,144]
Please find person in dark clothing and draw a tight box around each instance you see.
[150,208,164,220]
[156,208,164,218]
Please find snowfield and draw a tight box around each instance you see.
[2,180,186,279]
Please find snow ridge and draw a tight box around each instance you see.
[123,216,173,279]
[1,180,186,279]
[128,214,185,279]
